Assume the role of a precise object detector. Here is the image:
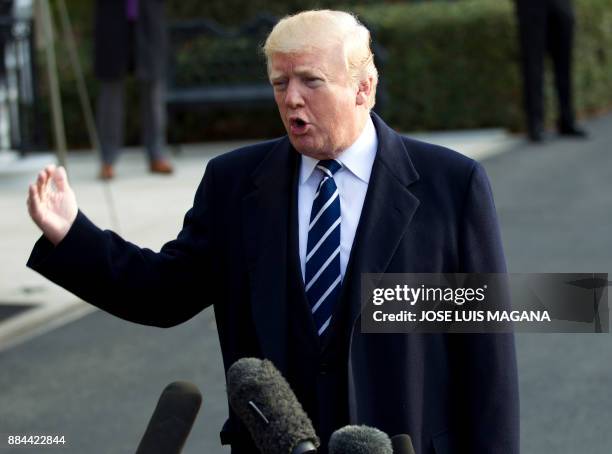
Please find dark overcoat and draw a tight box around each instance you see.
[28,113,519,453]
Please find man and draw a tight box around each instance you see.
[27,10,518,453]
[514,0,586,142]
[94,0,173,179]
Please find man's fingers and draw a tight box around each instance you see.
[42,164,56,188]
[36,164,58,200]
[53,166,69,191]
[44,164,56,177]
[44,164,57,191]
[36,170,47,200]
[28,184,41,219]
[36,170,45,185]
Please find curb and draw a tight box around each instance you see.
[0,299,96,352]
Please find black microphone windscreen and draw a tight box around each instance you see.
[391,434,416,454]
[227,357,319,454]
[329,425,392,454]
[135,381,202,454]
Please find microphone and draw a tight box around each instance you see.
[328,425,392,454]
[135,381,202,454]
[391,434,416,454]
[226,357,319,454]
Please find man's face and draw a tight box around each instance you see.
[269,46,364,159]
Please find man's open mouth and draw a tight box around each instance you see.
[289,117,309,134]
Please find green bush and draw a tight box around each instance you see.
[166,0,384,25]
[572,0,612,116]
[357,0,612,132]
[358,0,522,130]
[39,0,612,148]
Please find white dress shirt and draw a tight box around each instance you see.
[298,116,378,281]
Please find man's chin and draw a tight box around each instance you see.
[289,137,338,160]
[288,137,315,157]
[294,147,332,160]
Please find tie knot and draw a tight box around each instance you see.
[317,159,342,177]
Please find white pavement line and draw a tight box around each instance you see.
[406,129,521,162]
[461,137,522,162]
[0,300,96,352]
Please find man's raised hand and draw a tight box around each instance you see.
[27,165,78,246]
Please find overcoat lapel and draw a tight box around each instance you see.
[242,138,296,375]
[344,114,422,422]
[344,113,421,328]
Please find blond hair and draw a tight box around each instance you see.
[263,10,378,109]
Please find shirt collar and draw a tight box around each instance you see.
[299,116,378,185]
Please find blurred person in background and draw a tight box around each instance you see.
[95,0,172,180]
[0,0,13,148]
[0,1,11,78]
[514,0,587,142]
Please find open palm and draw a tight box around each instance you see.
[27,165,78,245]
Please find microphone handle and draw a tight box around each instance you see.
[391,434,416,454]
[292,440,317,454]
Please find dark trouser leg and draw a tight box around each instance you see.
[548,0,576,129]
[515,0,548,137]
[97,79,124,165]
[140,78,167,162]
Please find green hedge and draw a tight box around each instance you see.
[360,0,523,130]
[357,0,612,132]
[40,0,612,148]
[167,0,384,24]
[572,0,612,116]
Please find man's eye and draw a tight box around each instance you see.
[272,81,287,90]
[306,78,322,86]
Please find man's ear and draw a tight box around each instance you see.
[356,76,373,106]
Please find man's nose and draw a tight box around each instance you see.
[284,80,304,108]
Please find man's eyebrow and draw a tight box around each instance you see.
[294,67,325,78]
[269,67,326,81]
[270,74,287,83]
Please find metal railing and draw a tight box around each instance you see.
[0,14,41,154]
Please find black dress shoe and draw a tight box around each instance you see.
[559,124,588,138]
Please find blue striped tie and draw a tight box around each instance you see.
[306,159,342,336]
